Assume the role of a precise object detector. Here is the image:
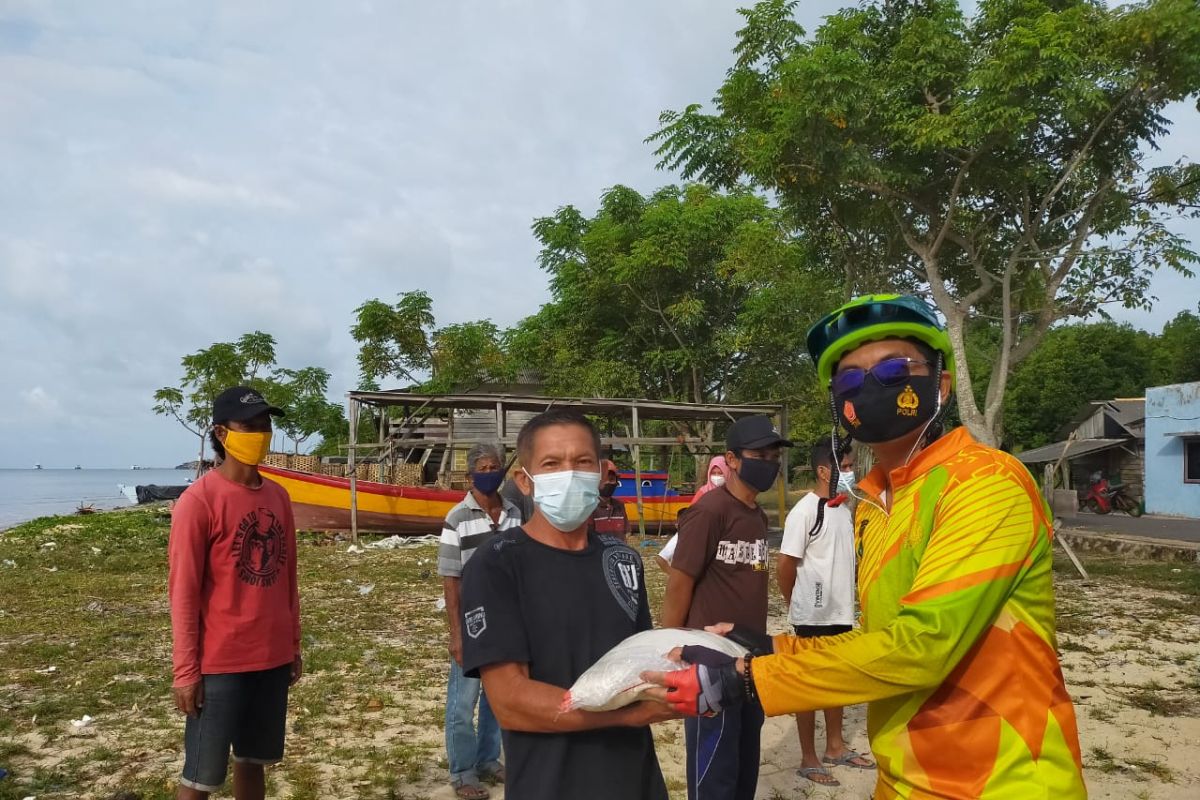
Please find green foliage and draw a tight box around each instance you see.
[350,290,436,385]
[153,332,344,456]
[509,184,840,424]
[1004,322,1155,448]
[1153,305,1200,385]
[274,367,345,454]
[350,291,513,393]
[153,331,281,439]
[651,0,1200,444]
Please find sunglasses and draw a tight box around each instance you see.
[831,357,930,398]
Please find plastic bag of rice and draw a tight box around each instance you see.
[560,627,748,712]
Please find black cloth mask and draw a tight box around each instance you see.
[598,483,617,499]
[737,457,780,493]
[837,373,940,444]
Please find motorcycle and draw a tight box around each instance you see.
[1081,471,1143,516]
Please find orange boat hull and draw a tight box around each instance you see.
[259,465,693,534]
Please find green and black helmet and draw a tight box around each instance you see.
[805,294,955,386]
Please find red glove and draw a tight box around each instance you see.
[662,661,743,717]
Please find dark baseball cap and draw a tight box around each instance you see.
[212,386,285,423]
[726,415,792,450]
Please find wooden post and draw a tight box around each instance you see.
[348,398,360,544]
[632,404,647,540]
[496,401,507,460]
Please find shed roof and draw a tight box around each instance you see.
[346,391,782,422]
[1015,437,1132,465]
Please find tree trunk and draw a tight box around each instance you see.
[942,314,1000,447]
[196,433,206,479]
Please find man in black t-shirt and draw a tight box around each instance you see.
[461,410,675,800]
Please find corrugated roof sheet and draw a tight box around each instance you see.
[1015,437,1131,465]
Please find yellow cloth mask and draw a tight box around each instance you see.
[220,429,272,466]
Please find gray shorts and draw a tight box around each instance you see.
[180,663,291,792]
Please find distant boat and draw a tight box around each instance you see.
[74,465,82,470]
[34,464,42,470]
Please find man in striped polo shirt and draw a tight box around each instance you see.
[438,443,522,799]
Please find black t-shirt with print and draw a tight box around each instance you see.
[460,528,667,800]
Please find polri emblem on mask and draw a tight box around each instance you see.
[843,400,861,427]
[896,385,920,417]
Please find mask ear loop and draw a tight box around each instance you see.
[902,352,950,468]
[828,389,863,503]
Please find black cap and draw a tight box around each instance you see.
[726,415,792,450]
[212,386,285,423]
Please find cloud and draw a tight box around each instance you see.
[21,386,60,417]
[0,0,1195,468]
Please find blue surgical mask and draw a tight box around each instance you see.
[837,469,857,496]
[524,469,601,532]
[472,470,504,495]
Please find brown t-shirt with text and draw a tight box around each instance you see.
[671,486,769,632]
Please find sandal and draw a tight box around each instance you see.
[451,781,490,800]
[480,765,505,785]
[823,749,876,770]
[798,766,840,786]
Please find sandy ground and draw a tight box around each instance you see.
[2,519,1197,799]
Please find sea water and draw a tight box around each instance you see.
[0,468,194,529]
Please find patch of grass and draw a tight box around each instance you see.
[1127,757,1174,783]
[1055,552,1200,598]
[1089,746,1120,774]
[1122,681,1200,717]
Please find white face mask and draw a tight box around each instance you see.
[837,469,857,496]
[524,469,601,532]
[710,474,726,487]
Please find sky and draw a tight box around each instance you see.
[1,1,1197,469]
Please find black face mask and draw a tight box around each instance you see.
[737,456,780,493]
[837,373,940,444]
[599,483,617,499]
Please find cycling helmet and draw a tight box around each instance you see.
[806,294,956,386]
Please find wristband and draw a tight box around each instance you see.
[743,655,757,704]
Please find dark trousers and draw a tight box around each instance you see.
[684,700,765,800]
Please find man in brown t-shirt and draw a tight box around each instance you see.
[661,415,791,800]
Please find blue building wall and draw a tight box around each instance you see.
[1144,382,1200,519]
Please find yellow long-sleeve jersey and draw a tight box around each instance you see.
[753,428,1086,799]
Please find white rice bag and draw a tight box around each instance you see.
[560,628,748,712]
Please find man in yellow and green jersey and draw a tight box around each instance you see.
[647,295,1086,799]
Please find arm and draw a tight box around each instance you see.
[776,553,799,605]
[285,500,302,683]
[437,521,464,663]
[660,568,696,629]
[443,576,464,665]
[753,469,1048,716]
[481,662,676,733]
[168,493,207,689]
[660,511,718,628]
[776,497,812,605]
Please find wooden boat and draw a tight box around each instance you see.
[258,465,694,534]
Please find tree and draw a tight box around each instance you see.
[351,291,436,386]
[652,0,1200,445]
[154,332,282,473]
[1003,322,1154,448]
[1153,306,1200,385]
[508,183,840,443]
[274,367,344,454]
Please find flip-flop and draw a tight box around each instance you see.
[798,766,840,786]
[823,749,877,770]
[451,781,490,800]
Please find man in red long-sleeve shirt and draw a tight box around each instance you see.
[168,386,302,800]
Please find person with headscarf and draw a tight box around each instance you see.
[654,455,730,571]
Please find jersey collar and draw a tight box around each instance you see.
[857,427,975,502]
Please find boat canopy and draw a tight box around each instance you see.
[342,391,788,542]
